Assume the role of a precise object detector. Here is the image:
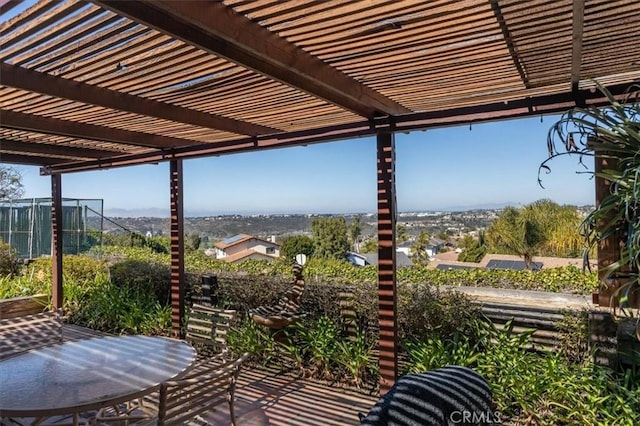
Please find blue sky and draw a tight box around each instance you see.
[16,115,594,217]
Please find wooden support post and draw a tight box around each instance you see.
[594,155,638,307]
[169,160,185,338]
[376,131,398,394]
[51,174,63,309]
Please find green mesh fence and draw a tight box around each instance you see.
[0,198,103,259]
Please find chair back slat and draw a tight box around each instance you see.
[186,304,236,356]
[158,353,249,426]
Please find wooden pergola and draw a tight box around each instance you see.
[1,0,639,392]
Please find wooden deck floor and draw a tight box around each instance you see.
[58,325,377,426]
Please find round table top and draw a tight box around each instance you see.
[0,335,196,416]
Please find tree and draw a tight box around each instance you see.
[311,217,350,259]
[436,231,450,241]
[457,232,487,263]
[349,215,363,252]
[411,231,431,265]
[0,166,25,200]
[485,200,582,269]
[486,205,546,269]
[396,223,409,245]
[186,232,201,251]
[538,202,584,258]
[361,238,378,253]
[280,235,315,261]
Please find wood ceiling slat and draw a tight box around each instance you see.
[77,47,204,92]
[0,0,25,16]
[82,46,208,89]
[386,78,524,99]
[10,14,123,67]
[96,0,411,118]
[309,11,497,58]
[583,17,640,40]
[29,22,142,72]
[287,1,489,47]
[338,42,509,75]
[247,0,353,27]
[370,65,523,91]
[0,0,81,38]
[226,0,286,16]
[1,63,278,136]
[1,3,103,61]
[1,109,205,149]
[499,1,570,25]
[335,39,508,74]
[53,32,174,80]
[0,138,118,159]
[271,0,450,39]
[357,53,516,83]
[149,69,257,103]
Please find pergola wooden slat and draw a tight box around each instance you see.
[1,0,639,394]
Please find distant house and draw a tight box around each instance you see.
[213,234,280,264]
[426,238,445,258]
[398,238,444,259]
[346,252,370,267]
[397,241,412,257]
[347,251,413,267]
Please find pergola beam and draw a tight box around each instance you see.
[94,0,411,118]
[571,0,585,93]
[0,138,117,159]
[0,153,66,166]
[491,1,530,89]
[0,63,279,137]
[0,109,204,149]
[38,82,633,175]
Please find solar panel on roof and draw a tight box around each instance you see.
[222,235,244,245]
[485,260,543,271]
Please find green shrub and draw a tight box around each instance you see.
[398,282,484,343]
[555,308,590,363]
[300,316,340,379]
[66,274,171,335]
[227,318,276,363]
[109,259,171,305]
[280,235,315,262]
[403,334,482,373]
[0,239,18,276]
[0,273,49,298]
[334,326,377,388]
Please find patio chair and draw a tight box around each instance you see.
[133,352,250,426]
[250,263,306,330]
[95,306,237,424]
[186,304,237,358]
[96,353,250,426]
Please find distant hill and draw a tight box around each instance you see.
[101,206,594,248]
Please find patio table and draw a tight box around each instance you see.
[0,335,196,424]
